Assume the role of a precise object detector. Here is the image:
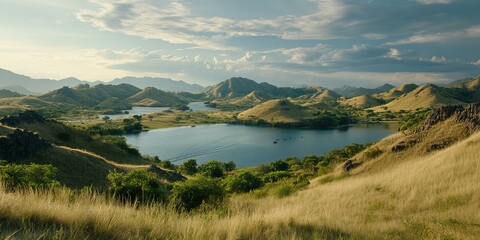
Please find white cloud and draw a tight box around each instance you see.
[473,60,480,66]
[386,26,480,45]
[429,56,448,63]
[416,0,452,4]
[76,0,345,48]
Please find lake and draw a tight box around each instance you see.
[99,102,215,119]
[124,123,398,167]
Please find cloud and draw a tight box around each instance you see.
[386,26,480,45]
[417,0,452,4]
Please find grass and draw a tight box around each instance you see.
[0,128,479,239]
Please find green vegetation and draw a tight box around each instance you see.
[107,170,168,203]
[0,163,59,189]
[170,176,225,211]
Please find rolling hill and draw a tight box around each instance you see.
[109,76,204,93]
[0,89,23,98]
[372,84,465,112]
[334,84,395,98]
[204,77,312,99]
[374,83,419,101]
[125,87,188,107]
[230,91,272,107]
[237,99,313,123]
[341,95,383,108]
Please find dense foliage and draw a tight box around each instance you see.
[0,163,59,189]
[107,170,168,203]
[223,171,263,193]
[170,176,225,211]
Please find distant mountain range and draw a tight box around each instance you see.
[334,84,395,98]
[0,68,204,94]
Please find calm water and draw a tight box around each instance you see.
[99,102,214,119]
[125,123,398,167]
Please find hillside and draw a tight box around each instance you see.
[230,91,272,107]
[39,84,141,109]
[341,94,383,108]
[372,84,465,112]
[448,76,480,102]
[237,99,312,123]
[374,83,419,101]
[0,89,23,98]
[125,87,188,107]
[1,104,479,239]
[204,77,311,99]
[334,84,395,98]
[109,76,204,93]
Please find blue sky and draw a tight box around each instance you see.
[1,0,479,88]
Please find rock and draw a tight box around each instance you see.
[343,160,353,171]
[147,164,186,182]
[0,129,51,160]
[415,103,480,134]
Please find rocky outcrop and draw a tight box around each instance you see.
[415,103,480,133]
[147,164,186,182]
[0,129,51,160]
[0,110,50,127]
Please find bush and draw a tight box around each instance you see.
[198,160,224,178]
[222,161,236,172]
[273,184,294,198]
[223,171,263,193]
[158,160,174,170]
[178,159,198,175]
[262,171,291,183]
[255,164,271,174]
[170,176,225,211]
[270,159,289,172]
[0,163,60,189]
[364,147,383,159]
[107,170,168,203]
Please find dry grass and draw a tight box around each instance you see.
[1,128,480,239]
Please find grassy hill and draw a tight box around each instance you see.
[0,104,479,239]
[341,94,383,108]
[204,77,312,99]
[334,84,395,98]
[230,91,272,107]
[374,83,419,101]
[448,76,480,102]
[125,87,188,107]
[0,89,23,98]
[237,99,313,124]
[372,84,465,112]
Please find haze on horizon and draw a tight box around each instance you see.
[1,0,479,88]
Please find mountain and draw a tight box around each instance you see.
[447,76,480,102]
[0,68,100,94]
[125,87,188,107]
[204,77,312,99]
[372,84,465,112]
[38,84,141,109]
[230,91,272,107]
[1,85,36,95]
[109,76,204,93]
[341,95,383,108]
[374,83,419,101]
[237,99,313,124]
[0,89,23,98]
[334,84,395,98]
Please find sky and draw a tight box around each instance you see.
[0,0,479,88]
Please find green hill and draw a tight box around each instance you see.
[334,84,395,98]
[204,77,312,99]
[125,87,188,107]
[0,89,23,98]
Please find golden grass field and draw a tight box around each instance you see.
[0,122,479,239]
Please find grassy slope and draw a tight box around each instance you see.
[374,83,419,101]
[372,84,465,112]
[0,125,479,239]
[238,99,313,123]
[341,94,382,108]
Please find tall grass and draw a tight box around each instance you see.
[1,132,480,239]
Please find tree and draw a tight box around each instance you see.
[132,115,142,122]
[270,159,289,172]
[222,161,236,172]
[107,169,168,203]
[102,115,111,123]
[170,176,225,211]
[178,159,198,175]
[223,171,262,193]
[198,160,224,178]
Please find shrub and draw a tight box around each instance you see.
[0,163,60,189]
[223,171,263,193]
[255,163,271,174]
[222,161,236,172]
[270,159,289,172]
[364,147,383,159]
[262,171,291,183]
[198,160,224,178]
[170,176,225,211]
[158,160,174,170]
[178,159,198,175]
[273,184,294,198]
[107,170,168,203]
